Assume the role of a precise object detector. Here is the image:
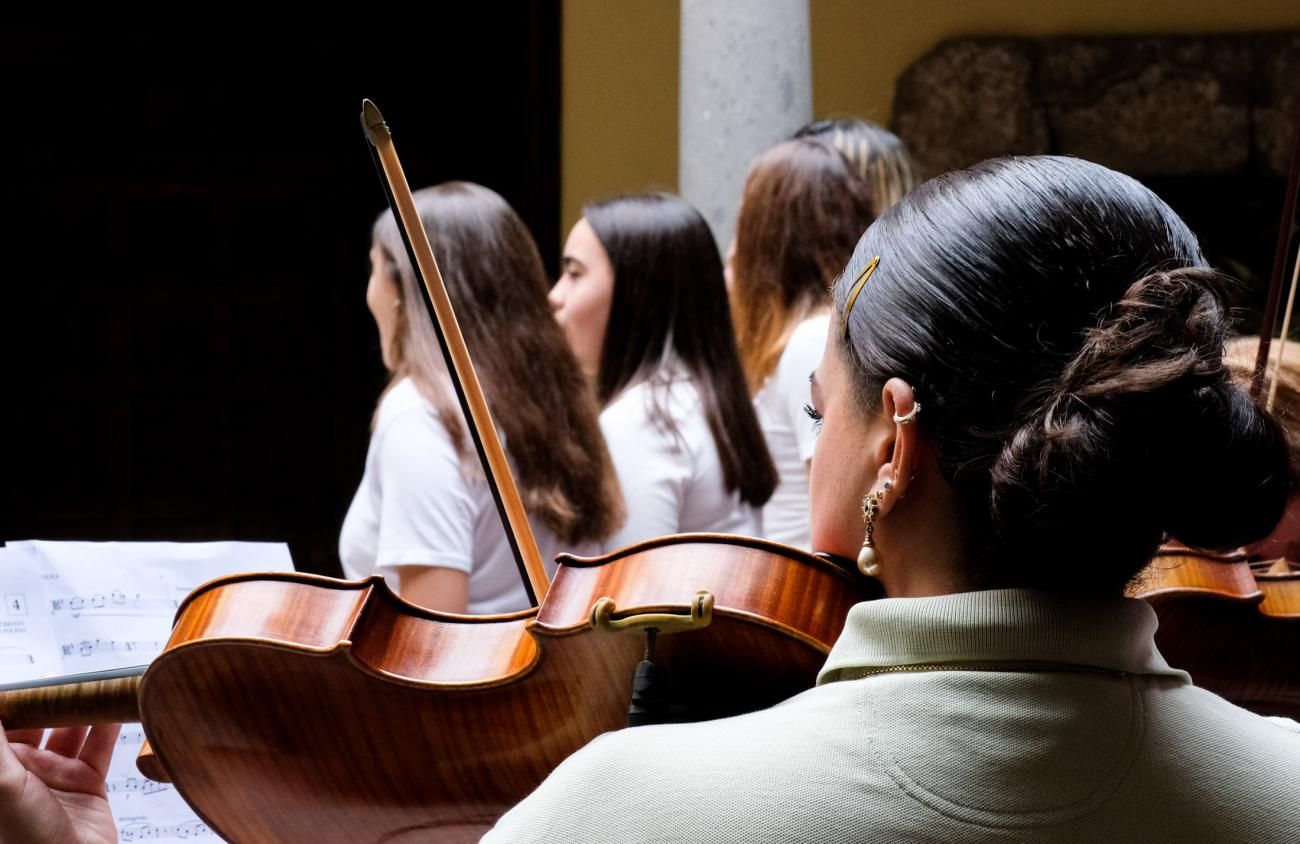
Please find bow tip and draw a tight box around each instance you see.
[360,99,387,138]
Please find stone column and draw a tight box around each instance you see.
[679,0,812,250]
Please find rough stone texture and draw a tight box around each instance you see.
[1257,34,1300,177]
[893,33,1300,180]
[893,39,1049,179]
[1042,37,1253,176]
[680,0,812,249]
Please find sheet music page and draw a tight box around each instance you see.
[0,540,295,843]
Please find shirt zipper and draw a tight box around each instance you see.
[842,661,1130,680]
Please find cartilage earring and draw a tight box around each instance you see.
[857,487,886,577]
[892,402,921,425]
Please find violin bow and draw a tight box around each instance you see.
[360,100,549,605]
[1253,102,1300,400]
[1266,239,1300,412]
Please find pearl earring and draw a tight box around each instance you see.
[857,482,890,577]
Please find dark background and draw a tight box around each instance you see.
[2,16,562,575]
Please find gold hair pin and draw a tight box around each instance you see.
[841,255,880,338]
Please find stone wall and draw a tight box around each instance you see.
[893,33,1300,179]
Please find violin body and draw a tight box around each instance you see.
[130,534,873,842]
[1130,546,1300,719]
[1247,557,1300,716]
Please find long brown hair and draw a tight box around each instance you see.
[372,182,624,545]
[584,193,777,509]
[730,139,878,392]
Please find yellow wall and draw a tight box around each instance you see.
[561,0,1300,240]
[561,0,679,240]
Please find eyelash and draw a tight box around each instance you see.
[803,403,824,435]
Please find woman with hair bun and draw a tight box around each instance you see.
[484,156,1300,841]
[8,158,1300,843]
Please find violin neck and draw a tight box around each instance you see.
[0,666,143,730]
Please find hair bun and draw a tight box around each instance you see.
[989,268,1293,588]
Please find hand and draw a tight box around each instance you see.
[0,721,119,844]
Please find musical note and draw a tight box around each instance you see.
[60,639,162,659]
[107,776,172,796]
[50,593,178,618]
[118,820,212,840]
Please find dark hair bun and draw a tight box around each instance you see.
[989,269,1293,589]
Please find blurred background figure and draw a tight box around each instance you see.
[550,193,776,550]
[728,129,913,548]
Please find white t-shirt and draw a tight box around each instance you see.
[338,378,584,614]
[599,365,761,551]
[753,314,828,550]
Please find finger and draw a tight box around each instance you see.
[78,723,120,781]
[10,738,107,796]
[3,727,46,748]
[0,719,23,778]
[43,725,90,759]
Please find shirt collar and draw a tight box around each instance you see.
[817,588,1190,685]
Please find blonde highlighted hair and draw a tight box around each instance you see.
[794,118,918,221]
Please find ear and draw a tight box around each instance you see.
[874,377,920,516]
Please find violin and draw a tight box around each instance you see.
[1,535,870,841]
[1129,546,1300,719]
[0,101,878,842]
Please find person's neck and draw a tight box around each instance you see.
[874,475,970,599]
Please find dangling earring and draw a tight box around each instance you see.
[857,482,890,577]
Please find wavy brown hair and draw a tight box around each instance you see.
[372,182,624,545]
[730,139,878,392]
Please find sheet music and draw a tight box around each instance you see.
[0,540,295,844]
[0,562,60,678]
